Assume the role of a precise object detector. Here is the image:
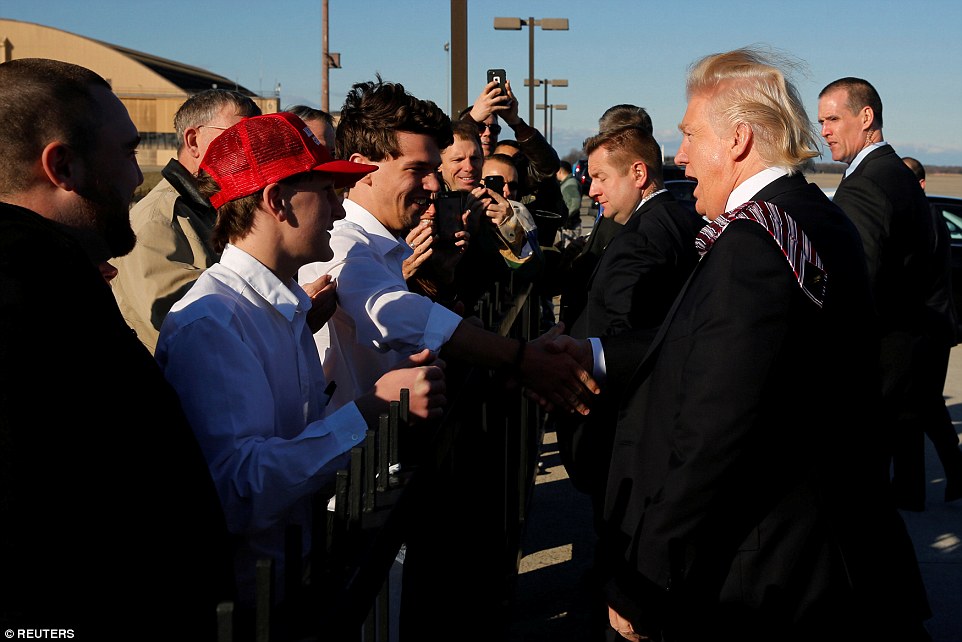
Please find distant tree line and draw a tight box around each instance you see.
[808,162,962,174]
[562,147,962,175]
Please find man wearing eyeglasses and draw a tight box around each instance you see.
[110,89,261,353]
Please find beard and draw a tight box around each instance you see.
[73,171,137,260]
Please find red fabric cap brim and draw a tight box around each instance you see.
[314,159,378,188]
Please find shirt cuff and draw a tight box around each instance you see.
[315,402,367,455]
[424,302,463,350]
[589,337,606,385]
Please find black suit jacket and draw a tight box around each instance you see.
[600,175,929,639]
[558,194,704,498]
[833,144,934,335]
[571,191,705,340]
[0,203,235,637]
[834,145,939,507]
[557,214,624,329]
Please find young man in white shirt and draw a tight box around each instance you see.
[299,78,598,416]
[155,112,447,607]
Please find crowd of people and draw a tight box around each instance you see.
[1,44,958,641]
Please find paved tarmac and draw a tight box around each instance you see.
[505,203,962,642]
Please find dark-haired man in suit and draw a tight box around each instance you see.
[554,122,705,636]
[558,123,704,527]
[901,156,962,501]
[818,77,939,511]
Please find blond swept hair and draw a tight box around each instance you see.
[686,46,818,174]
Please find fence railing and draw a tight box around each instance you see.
[218,274,544,642]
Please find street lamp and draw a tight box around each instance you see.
[321,0,341,112]
[493,16,569,125]
[443,41,451,116]
[525,78,567,134]
[536,103,567,146]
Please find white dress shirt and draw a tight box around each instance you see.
[299,198,463,411]
[844,141,888,177]
[156,243,365,605]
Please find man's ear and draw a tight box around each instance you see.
[349,153,377,186]
[731,122,753,160]
[183,127,203,160]
[39,141,79,191]
[860,106,875,131]
[630,161,649,187]
[262,183,289,222]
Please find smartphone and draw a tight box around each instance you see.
[483,175,505,196]
[487,68,507,96]
[433,191,464,245]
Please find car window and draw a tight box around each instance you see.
[936,203,962,242]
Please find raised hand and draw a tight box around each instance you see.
[470,186,511,226]
[403,217,435,280]
[468,80,511,123]
[302,273,338,333]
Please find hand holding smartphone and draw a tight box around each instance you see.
[433,192,465,246]
[483,175,506,197]
[486,69,507,96]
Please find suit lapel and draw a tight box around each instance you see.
[841,144,894,182]
[621,183,796,387]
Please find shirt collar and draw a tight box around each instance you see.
[342,198,410,258]
[726,166,790,212]
[623,188,669,222]
[844,141,888,177]
[219,244,309,322]
[640,188,667,208]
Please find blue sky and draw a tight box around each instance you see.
[4,0,962,166]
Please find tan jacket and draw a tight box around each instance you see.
[110,160,218,353]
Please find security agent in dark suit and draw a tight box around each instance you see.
[557,125,705,528]
[557,105,660,342]
[903,157,962,501]
[818,78,940,511]
[553,48,931,641]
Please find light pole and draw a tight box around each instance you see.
[536,103,567,146]
[525,78,567,134]
[493,16,569,125]
[321,0,341,112]
[443,41,451,116]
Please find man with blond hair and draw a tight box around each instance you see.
[555,48,930,640]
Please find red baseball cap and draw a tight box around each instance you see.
[201,111,377,209]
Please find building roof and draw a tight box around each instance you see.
[98,41,257,96]
[0,18,257,97]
